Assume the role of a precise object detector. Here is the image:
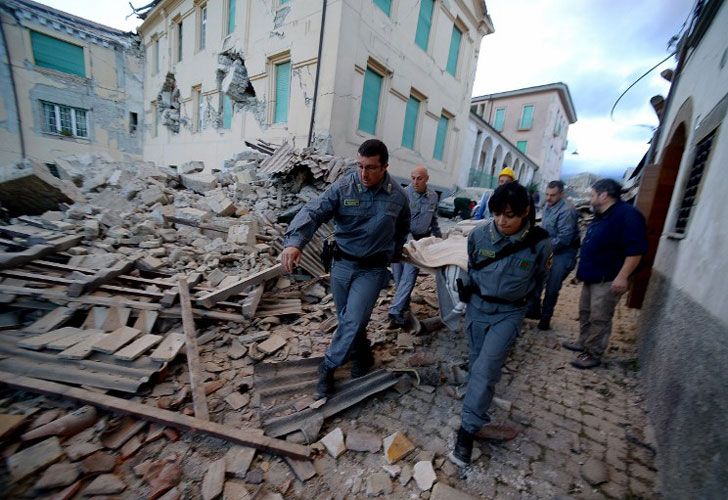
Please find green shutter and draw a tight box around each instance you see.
[415,0,434,50]
[228,0,236,34]
[401,96,420,149]
[280,0,290,4]
[373,0,391,16]
[520,105,534,129]
[223,95,233,129]
[30,31,85,77]
[358,68,383,135]
[274,61,291,124]
[433,115,449,161]
[493,107,505,131]
[446,25,462,76]
[516,141,528,153]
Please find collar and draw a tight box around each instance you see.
[354,171,394,195]
[490,220,531,245]
[407,184,429,198]
[596,200,621,219]
[547,198,565,212]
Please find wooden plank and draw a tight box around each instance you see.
[241,285,264,319]
[100,307,131,332]
[196,264,283,308]
[67,258,135,297]
[0,413,26,440]
[82,307,108,330]
[18,327,81,351]
[132,310,158,333]
[150,333,185,362]
[0,285,247,322]
[0,372,311,460]
[0,235,82,270]
[113,334,162,361]
[58,332,107,360]
[160,288,178,307]
[24,306,76,334]
[92,326,143,354]
[179,277,209,421]
[46,328,100,351]
[6,436,63,482]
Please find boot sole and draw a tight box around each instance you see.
[447,451,470,468]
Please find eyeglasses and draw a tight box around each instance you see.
[357,164,383,173]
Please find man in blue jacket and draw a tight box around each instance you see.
[562,179,647,369]
[281,140,410,398]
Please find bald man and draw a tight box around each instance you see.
[389,165,442,327]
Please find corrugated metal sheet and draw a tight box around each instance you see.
[258,142,295,175]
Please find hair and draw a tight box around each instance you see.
[358,139,389,166]
[591,178,623,199]
[489,181,530,216]
[547,180,565,192]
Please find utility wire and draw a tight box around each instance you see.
[609,51,676,122]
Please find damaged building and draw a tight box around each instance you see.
[137,0,494,191]
[0,0,144,167]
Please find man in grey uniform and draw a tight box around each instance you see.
[449,182,551,467]
[281,139,410,399]
[526,180,580,330]
[389,165,442,327]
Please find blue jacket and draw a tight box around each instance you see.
[576,201,647,284]
[541,198,580,254]
[405,184,441,238]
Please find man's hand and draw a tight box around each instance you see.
[611,275,629,295]
[280,247,302,274]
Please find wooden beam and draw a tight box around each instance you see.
[163,215,229,233]
[67,259,136,297]
[0,371,311,460]
[178,277,209,421]
[0,235,82,270]
[196,264,283,308]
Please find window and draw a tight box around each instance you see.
[674,129,715,234]
[41,101,88,138]
[222,95,233,129]
[153,38,159,75]
[227,0,236,35]
[273,61,291,124]
[493,107,505,131]
[199,5,207,50]
[358,67,383,135]
[129,112,138,134]
[516,140,528,154]
[433,114,449,161]
[192,87,202,132]
[519,104,534,130]
[280,0,290,4]
[151,102,158,138]
[30,31,85,77]
[446,25,462,77]
[176,21,183,62]
[373,0,391,16]
[415,0,434,50]
[401,95,420,149]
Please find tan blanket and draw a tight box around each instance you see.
[403,235,468,271]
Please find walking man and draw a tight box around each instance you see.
[281,139,410,398]
[389,165,442,327]
[562,179,647,369]
[449,182,552,467]
[527,180,580,330]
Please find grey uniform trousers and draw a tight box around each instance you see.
[389,262,419,318]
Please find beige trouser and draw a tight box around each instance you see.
[578,282,621,358]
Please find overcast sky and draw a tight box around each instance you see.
[37,0,695,180]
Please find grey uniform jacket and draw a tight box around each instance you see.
[405,184,442,239]
[283,170,411,261]
[541,198,579,254]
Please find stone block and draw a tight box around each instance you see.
[365,472,392,497]
[413,460,437,491]
[176,207,211,223]
[205,190,235,216]
[0,159,83,215]
[139,186,168,206]
[227,224,255,246]
[346,429,381,453]
[179,160,205,175]
[383,432,415,464]
[181,172,217,194]
[320,427,346,458]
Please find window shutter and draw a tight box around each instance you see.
[31,31,85,77]
[446,26,462,76]
[517,141,528,154]
[358,68,383,135]
[415,0,434,50]
[433,115,449,160]
[494,108,505,131]
[373,0,391,16]
[274,61,291,123]
[520,105,534,129]
[401,96,420,149]
[223,95,233,129]
[228,0,236,34]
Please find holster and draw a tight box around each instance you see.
[456,277,472,304]
[321,238,335,273]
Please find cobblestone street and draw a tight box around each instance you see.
[295,275,660,499]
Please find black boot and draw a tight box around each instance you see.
[537,317,551,330]
[448,427,474,467]
[351,348,374,378]
[315,363,335,400]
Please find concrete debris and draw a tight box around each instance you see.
[413,460,437,491]
[157,73,181,133]
[6,436,64,481]
[320,427,346,458]
[430,482,478,500]
[0,159,83,215]
[383,432,415,464]
[345,429,381,453]
[82,473,127,495]
[365,472,393,497]
[33,462,79,490]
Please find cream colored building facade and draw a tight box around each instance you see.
[138,0,493,191]
[470,82,576,188]
[0,0,143,167]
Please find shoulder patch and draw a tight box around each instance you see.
[478,249,496,258]
[344,198,360,207]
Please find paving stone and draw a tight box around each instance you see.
[383,431,415,464]
[365,472,393,497]
[346,429,381,453]
[83,474,127,495]
[413,460,437,491]
[431,482,477,500]
[320,427,346,458]
[582,457,609,486]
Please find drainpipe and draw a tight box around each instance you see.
[307,0,327,148]
[0,13,26,158]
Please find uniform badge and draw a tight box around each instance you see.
[344,199,360,207]
[478,249,496,258]
[387,183,393,193]
[518,259,533,271]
